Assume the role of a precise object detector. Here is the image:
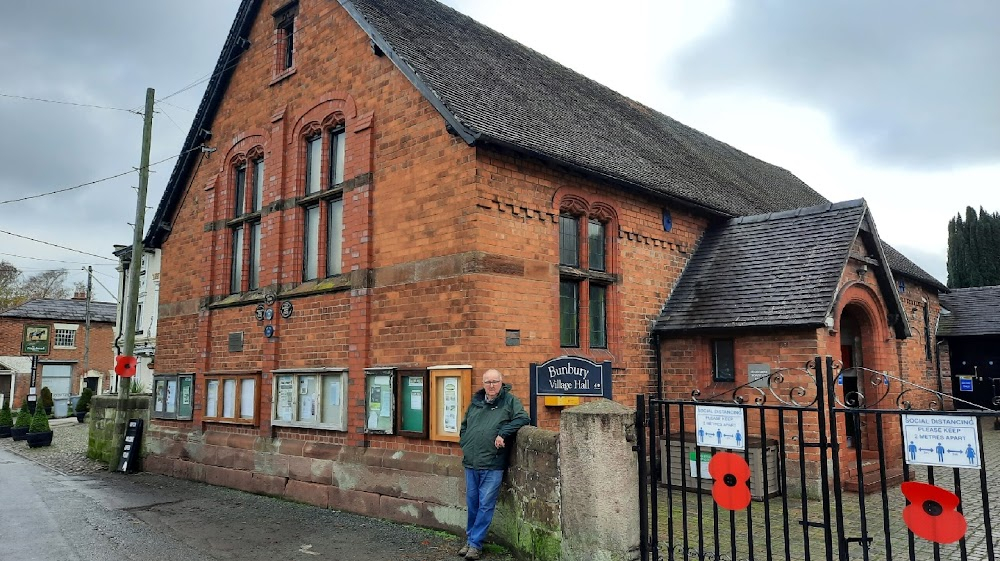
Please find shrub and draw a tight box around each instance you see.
[40,386,54,409]
[29,404,50,433]
[14,400,32,428]
[76,387,93,413]
[0,402,12,428]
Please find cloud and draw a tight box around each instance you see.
[670,1,1000,169]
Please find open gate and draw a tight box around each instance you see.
[637,356,999,561]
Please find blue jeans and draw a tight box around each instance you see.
[465,468,504,550]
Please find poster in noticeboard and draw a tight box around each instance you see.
[429,367,471,442]
[397,369,429,437]
[365,368,395,434]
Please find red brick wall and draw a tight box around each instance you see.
[0,316,114,407]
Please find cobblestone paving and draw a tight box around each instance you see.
[0,417,106,475]
[654,425,1000,561]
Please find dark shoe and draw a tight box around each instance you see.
[457,544,469,556]
[465,548,481,560]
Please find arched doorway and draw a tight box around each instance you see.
[839,310,865,449]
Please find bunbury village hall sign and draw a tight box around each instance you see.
[528,356,613,423]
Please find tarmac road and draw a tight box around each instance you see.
[0,438,503,561]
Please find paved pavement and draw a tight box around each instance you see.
[0,419,514,561]
[654,419,1000,561]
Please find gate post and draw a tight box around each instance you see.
[636,395,648,561]
[560,399,641,561]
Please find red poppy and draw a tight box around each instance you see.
[115,355,138,378]
[708,452,752,511]
[900,481,967,544]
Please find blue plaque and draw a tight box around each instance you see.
[959,377,973,392]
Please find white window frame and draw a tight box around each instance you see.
[271,368,348,431]
[53,323,79,349]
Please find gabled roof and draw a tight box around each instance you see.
[654,200,909,336]
[0,299,117,323]
[343,0,828,217]
[939,286,1000,337]
[146,0,945,296]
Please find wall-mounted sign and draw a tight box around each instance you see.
[21,324,51,355]
[264,293,276,306]
[529,356,613,425]
[264,325,274,338]
[959,377,974,392]
[748,363,771,388]
[695,405,746,451]
[254,304,265,321]
[280,301,294,318]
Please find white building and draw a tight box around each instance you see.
[112,245,161,393]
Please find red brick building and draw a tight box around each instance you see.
[142,0,949,527]
[0,298,116,414]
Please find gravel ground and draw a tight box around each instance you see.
[0,416,106,475]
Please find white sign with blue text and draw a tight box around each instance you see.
[902,415,981,469]
[695,405,746,451]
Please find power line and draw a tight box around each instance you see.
[0,251,117,266]
[0,229,115,261]
[0,92,142,114]
[89,273,120,304]
[0,145,204,206]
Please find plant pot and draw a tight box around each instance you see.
[76,411,88,423]
[0,426,11,438]
[11,426,29,441]
[26,430,53,448]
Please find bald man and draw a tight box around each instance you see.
[457,369,528,559]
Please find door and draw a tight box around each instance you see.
[42,364,72,417]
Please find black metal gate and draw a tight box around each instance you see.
[636,356,999,561]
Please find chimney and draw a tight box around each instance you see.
[72,290,87,300]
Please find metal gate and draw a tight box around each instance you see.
[637,356,999,561]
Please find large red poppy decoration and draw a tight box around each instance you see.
[708,452,752,511]
[900,481,967,544]
[115,355,137,378]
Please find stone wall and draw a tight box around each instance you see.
[494,426,561,561]
[88,394,151,465]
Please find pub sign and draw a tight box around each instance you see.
[21,324,51,355]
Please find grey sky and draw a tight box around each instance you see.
[1,0,994,296]
[670,1,1000,170]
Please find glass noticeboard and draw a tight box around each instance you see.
[365,368,395,434]
[177,375,194,420]
[429,366,471,442]
[396,369,429,437]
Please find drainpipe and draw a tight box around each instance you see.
[653,331,662,399]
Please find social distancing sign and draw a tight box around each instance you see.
[902,415,981,469]
[695,405,746,451]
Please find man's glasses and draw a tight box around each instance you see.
[484,380,502,385]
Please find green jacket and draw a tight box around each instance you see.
[459,383,529,470]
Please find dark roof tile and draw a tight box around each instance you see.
[939,286,1000,337]
[1,299,117,323]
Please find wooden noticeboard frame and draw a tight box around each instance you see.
[396,368,429,438]
[428,366,472,442]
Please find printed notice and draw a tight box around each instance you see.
[411,389,422,411]
[695,405,746,451]
[443,378,459,433]
[902,415,981,469]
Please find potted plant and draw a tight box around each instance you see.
[0,401,12,438]
[40,386,54,415]
[26,403,53,448]
[12,399,32,441]
[75,387,93,423]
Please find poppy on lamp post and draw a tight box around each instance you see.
[708,451,752,511]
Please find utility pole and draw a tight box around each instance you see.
[113,87,154,470]
[83,265,92,390]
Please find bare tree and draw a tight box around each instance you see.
[21,269,71,300]
[0,261,23,312]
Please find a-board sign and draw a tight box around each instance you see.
[902,414,981,469]
[117,418,144,473]
[695,405,746,451]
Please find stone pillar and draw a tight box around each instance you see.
[559,400,640,561]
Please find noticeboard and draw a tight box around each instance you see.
[117,418,144,473]
[429,366,471,442]
[365,368,395,434]
[396,369,429,437]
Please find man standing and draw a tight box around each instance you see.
[458,369,529,559]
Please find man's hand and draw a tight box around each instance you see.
[495,435,505,449]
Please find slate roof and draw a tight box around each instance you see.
[0,299,117,323]
[146,0,945,297]
[654,200,908,334]
[939,286,1000,337]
